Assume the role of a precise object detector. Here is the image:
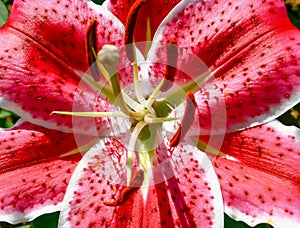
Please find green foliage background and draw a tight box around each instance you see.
[0,0,299,227]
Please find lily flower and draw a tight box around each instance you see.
[0,0,299,228]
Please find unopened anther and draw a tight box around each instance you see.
[169,92,197,147]
[125,0,146,62]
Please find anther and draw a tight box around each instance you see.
[125,0,146,62]
[169,92,197,147]
[161,38,178,92]
[85,20,100,81]
[104,169,144,206]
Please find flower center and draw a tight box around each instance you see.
[52,42,199,204]
[52,0,214,206]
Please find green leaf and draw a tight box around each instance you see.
[0,108,20,128]
[1,0,13,4]
[0,212,59,228]
[0,109,12,118]
[91,0,105,5]
[288,12,300,29]
[225,214,273,228]
[0,0,9,27]
[30,212,59,228]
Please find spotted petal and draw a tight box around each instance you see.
[0,0,134,134]
[199,120,300,227]
[58,137,223,227]
[107,0,181,45]
[0,121,95,224]
[148,0,300,133]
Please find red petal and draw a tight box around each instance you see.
[201,121,300,227]
[59,137,223,227]
[0,0,133,133]
[214,157,300,227]
[0,155,80,224]
[148,0,300,132]
[0,121,94,223]
[7,0,123,71]
[144,142,223,227]
[59,137,144,227]
[107,0,181,43]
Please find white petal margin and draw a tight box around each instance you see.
[0,98,75,134]
[195,150,224,228]
[225,120,300,228]
[58,135,224,227]
[225,205,300,228]
[144,140,225,227]
[58,138,127,228]
[147,0,199,62]
[0,204,62,225]
[57,144,91,228]
[86,0,124,30]
[148,0,300,135]
[270,119,300,138]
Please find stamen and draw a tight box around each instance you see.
[92,48,111,84]
[169,125,182,149]
[85,20,100,81]
[192,137,226,157]
[125,0,146,62]
[76,71,115,103]
[98,45,131,116]
[144,114,180,124]
[104,169,144,206]
[145,78,165,109]
[154,70,213,116]
[161,38,178,92]
[169,92,197,147]
[133,54,147,105]
[145,18,152,55]
[122,91,144,111]
[60,139,98,158]
[51,111,128,118]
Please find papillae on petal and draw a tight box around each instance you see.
[107,0,181,43]
[148,0,300,133]
[0,0,134,134]
[0,121,95,224]
[200,120,300,227]
[59,137,223,227]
